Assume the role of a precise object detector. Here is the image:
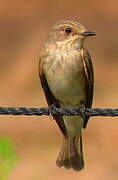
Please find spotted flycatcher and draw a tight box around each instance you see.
[39,20,96,171]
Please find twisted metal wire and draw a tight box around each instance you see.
[0,107,118,117]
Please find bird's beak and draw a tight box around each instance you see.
[81,31,96,37]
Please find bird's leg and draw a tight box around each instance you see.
[48,100,60,120]
[79,104,86,120]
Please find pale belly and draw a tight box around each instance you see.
[46,68,85,136]
[43,51,86,136]
[45,58,86,106]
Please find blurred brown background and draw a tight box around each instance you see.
[0,0,118,179]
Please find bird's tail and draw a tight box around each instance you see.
[56,135,84,171]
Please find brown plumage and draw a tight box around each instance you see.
[39,20,95,171]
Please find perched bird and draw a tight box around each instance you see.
[39,20,96,171]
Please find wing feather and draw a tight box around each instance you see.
[81,48,94,128]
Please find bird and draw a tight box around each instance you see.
[39,20,96,171]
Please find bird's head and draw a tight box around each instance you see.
[47,20,96,49]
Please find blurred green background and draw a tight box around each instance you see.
[0,0,118,179]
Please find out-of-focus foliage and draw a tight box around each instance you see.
[0,138,19,180]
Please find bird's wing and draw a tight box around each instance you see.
[81,48,94,128]
[39,58,68,137]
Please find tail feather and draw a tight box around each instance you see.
[56,136,84,171]
[56,138,71,169]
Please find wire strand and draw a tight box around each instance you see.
[0,107,118,117]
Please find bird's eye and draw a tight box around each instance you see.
[65,28,72,34]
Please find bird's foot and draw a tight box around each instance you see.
[79,105,86,119]
[48,100,60,120]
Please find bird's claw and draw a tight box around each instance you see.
[79,105,86,119]
[48,101,60,120]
